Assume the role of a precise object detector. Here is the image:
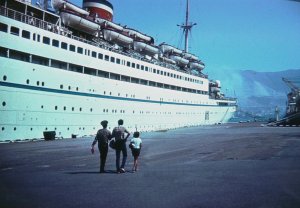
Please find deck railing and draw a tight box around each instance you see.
[0,5,209,79]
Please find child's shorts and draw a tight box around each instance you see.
[131,148,140,159]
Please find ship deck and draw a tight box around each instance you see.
[1,122,300,208]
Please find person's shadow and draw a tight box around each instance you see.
[65,170,117,174]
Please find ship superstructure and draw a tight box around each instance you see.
[0,0,236,141]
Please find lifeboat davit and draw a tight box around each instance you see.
[170,55,189,66]
[102,29,133,47]
[159,43,182,55]
[189,61,205,70]
[51,0,89,15]
[123,28,153,44]
[60,11,100,35]
[83,0,113,21]
[133,41,159,56]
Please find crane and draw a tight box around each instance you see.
[282,77,300,115]
[282,77,300,93]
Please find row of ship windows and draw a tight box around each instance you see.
[2,74,212,104]
[0,46,209,96]
[0,22,203,85]
[1,100,214,114]
[0,126,94,132]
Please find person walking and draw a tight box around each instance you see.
[91,120,112,173]
[129,131,142,172]
[112,119,130,173]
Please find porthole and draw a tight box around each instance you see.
[42,82,45,86]
[68,86,71,90]
[55,106,58,110]
[60,84,63,89]
[55,127,57,130]
[79,107,82,111]
[72,107,74,111]
[30,128,33,131]
[67,127,70,131]
[106,109,108,112]
[2,101,6,107]
[3,75,7,81]
[110,92,112,95]
[37,81,39,86]
[1,127,4,131]
[26,79,30,84]
[76,87,79,91]
[64,106,66,111]
[14,127,16,131]
[83,127,85,130]
[45,127,48,130]
[90,108,93,112]
[103,109,105,113]
[104,91,106,95]
[41,105,44,109]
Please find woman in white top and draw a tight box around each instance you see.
[129,131,142,172]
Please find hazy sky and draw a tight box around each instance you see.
[71,0,300,76]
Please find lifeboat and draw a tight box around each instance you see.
[170,55,189,66]
[60,11,100,35]
[189,61,205,70]
[102,29,133,47]
[123,28,153,43]
[51,0,89,16]
[159,56,176,65]
[133,41,159,56]
[95,18,123,31]
[209,80,221,92]
[159,43,182,55]
[183,52,199,61]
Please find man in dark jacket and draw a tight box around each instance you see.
[91,120,112,173]
[112,119,130,173]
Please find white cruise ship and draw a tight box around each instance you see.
[0,0,237,141]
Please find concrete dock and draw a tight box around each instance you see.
[1,123,300,208]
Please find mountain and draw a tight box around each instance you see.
[210,69,300,120]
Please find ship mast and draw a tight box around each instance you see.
[178,0,196,52]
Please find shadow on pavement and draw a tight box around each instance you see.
[65,170,117,174]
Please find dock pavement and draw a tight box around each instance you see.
[0,123,300,208]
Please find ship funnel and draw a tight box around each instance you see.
[83,0,113,21]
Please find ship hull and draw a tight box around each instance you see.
[271,113,300,126]
[0,57,235,140]
[0,56,235,141]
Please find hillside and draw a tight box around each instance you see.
[209,69,300,120]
